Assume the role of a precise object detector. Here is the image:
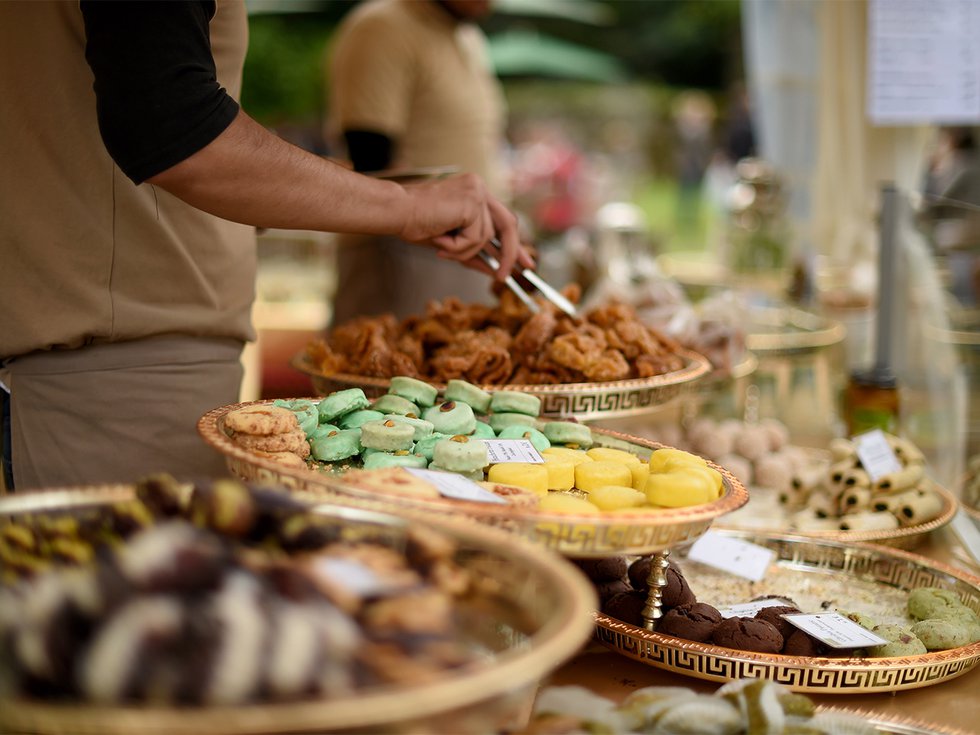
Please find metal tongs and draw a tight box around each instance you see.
[478,238,578,317]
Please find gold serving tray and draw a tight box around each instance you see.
[0,486,597,735]
[291,347,712,421]
[745,306,846,355]
[594,529,980,694]
[715,479,959,551]
[197,400,748,558]
[836,710,973,735]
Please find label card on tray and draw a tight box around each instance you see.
[313,558,395,597]
[483,439,544,464]
[686,532,774,582]
[781,613,888,648]
[405,467,507,504]
[853,428,902,482]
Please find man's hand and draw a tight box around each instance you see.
[398,173,534,280]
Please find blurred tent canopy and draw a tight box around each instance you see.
[492,0,615,25]
[488,29,628,83]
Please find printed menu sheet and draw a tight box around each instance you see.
[868,0,980,125]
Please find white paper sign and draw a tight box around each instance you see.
[717,598,796,619]
[868,0,980,125]
[405,467,506,504]
[853,429,903,482]
[686,532,775,582]
[782,612,888,649]
[483,439,544,464]
[950,510,980,566]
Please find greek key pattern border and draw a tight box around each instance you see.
[594,625,980,693]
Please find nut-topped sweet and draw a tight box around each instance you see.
[220,377,728,515]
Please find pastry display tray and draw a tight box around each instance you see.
[0,485,596,735]
[594,530,980,694]
[291,348,712,422]
[716,480,959,550]
[198,400,748,558]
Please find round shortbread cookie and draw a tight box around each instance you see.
[252,449,308,468]
[232,428,309,454]
[224,405,299,436]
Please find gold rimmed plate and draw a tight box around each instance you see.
[0,485,596,735]
[197,400,748,558]
[594,529,980,694]
[292,347,712,421]
[716,479,959,551]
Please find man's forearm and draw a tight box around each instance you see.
[147,111,411,236]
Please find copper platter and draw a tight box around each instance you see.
[291,347,712,421]
[715,479,959,551]
[594,529,980,694]
[197,399,749,558]
[0,485,596,735]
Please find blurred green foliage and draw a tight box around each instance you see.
[241,1,744,126]
[241,13,336,125]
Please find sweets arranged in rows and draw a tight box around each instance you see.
[524,678,874,735]
[581,555,980,657]
[222,376,727,515]
[306,289,687,385]
[644,418,946,533]
[0,476,490,706]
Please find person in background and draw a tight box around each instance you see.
[326,0,510,323]
[0,0,529,491]
[920,126,980,305]
[671,90,717,244]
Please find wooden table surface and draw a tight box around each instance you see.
[540,526,980,734]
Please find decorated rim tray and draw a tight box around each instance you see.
[291,347,712,421]
[0,485,596,735]
[594,530,980,694]
[715,480,959,551]
[832,710,973,735]
[198,401,748,558]
[745,306,846,355]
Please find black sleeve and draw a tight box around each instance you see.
[80,0,240,184]
[343,130,394,173]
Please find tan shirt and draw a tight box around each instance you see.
[0,0,256,360]
[328,0,508,197]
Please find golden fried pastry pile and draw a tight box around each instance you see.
[309,285,686,385]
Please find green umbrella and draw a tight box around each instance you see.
[488,29,628,83]
[492,0,616,25]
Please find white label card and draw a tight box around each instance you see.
[782,613,888,648]
[313,558,395,597]
[853,429,903,482]
[686,532,774,582]
[405,467,507,504]
[717,598,797,619]
[483,439,544,464]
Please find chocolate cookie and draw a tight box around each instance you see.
[753,605,801,640]
[710,616,783,654]
[575,556,629,583]
[602,591,647,627]
[657,602,722,642]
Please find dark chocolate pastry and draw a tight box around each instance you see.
[628,560,696,609]
[711,616,783,653]
[595,578,631,604]
[753,605,801,640]
[657,602,723,642]
[782,629,829,657]
[574,556,629,583]
[602,591,647,627]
